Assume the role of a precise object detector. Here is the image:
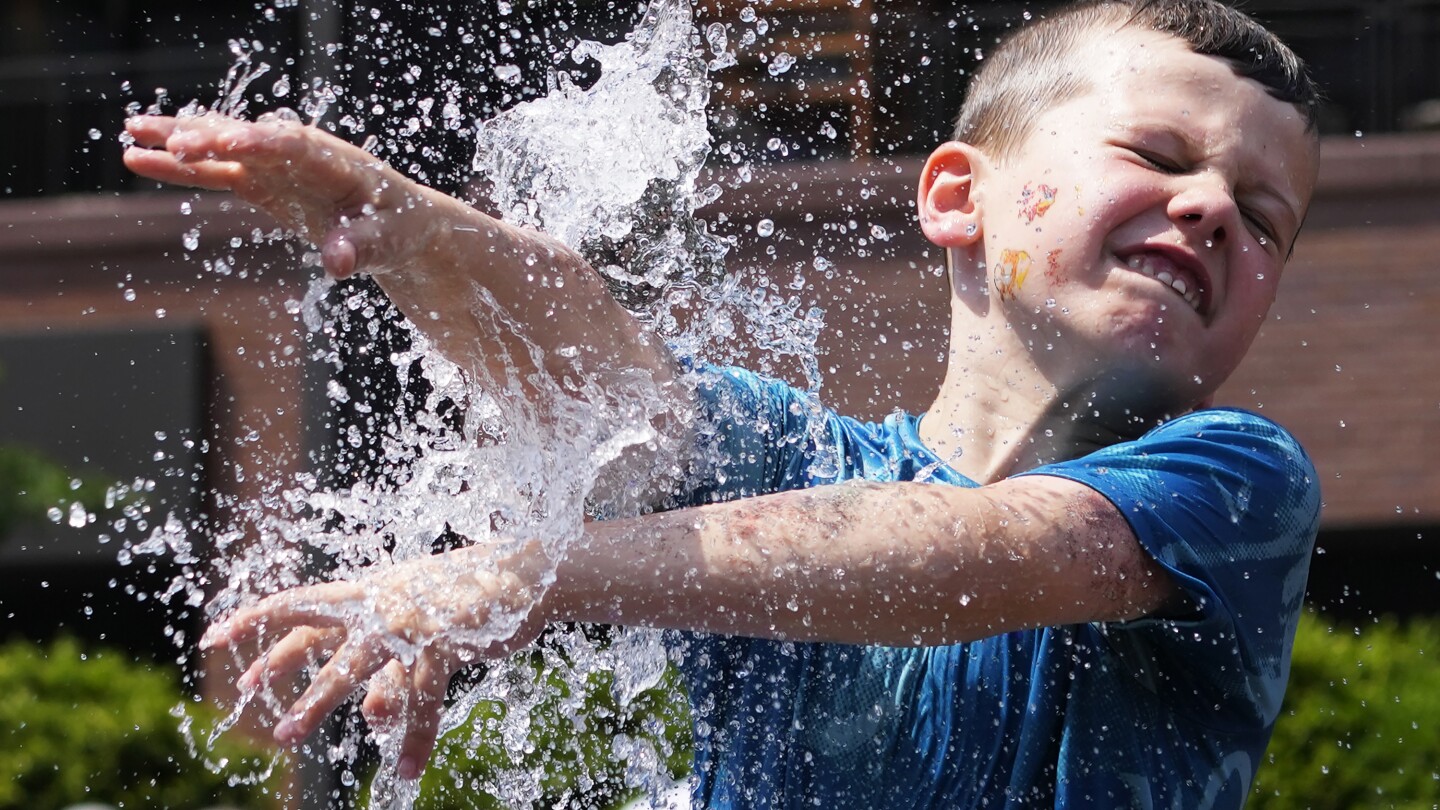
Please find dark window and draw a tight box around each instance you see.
[3,0,1436,198]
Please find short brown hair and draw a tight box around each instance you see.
[953,0,1320,158]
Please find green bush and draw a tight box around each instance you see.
[1253,611,1440,809]
[382,611,1440,810]
[400,650,692,810]
[0,636,276,810]
[0,444,115,538]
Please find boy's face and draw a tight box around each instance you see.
[966,27,1318,414]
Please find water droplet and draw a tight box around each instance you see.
[756,218,775,237]
[68,502,88,528]
[87,128,103,140]
[495,64,522,85]
[768,52,796,77]
[705,22,728,55]
[182,228,200,251]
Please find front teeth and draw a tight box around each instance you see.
[1125,255,1201,312]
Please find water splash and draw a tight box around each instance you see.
[122,0,755,807]
[472,0,727,310]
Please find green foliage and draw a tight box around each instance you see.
[0,444,118,538]
[401,652,692,810]
[379,612,1440,810]
[1252,611,1440,809]
[0,636,276,810]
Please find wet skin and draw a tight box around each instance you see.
[916,26,1318,479]
[132,25,1315,786]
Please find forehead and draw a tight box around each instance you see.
[1050,27,1318,205]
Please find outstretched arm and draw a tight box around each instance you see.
[205,473,1178,775]
[124,115,686,430]
[555,474,1181,645]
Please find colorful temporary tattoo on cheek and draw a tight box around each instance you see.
[1018,183,1058,223]
[994,249,1032,300]
[1045,249,1064,282]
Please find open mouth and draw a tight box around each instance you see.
[1123,252,1205,315]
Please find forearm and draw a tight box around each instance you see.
[547,477,1178,646]
[122,115,679,403]
[369,186,677,394]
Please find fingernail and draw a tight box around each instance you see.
[398,756,419,780]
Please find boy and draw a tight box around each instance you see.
[124,0,1322,806]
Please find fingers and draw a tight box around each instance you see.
[123,115,180,148]
[321,215,399,279]
[397,654,452,779]
[126,114,294,164]
[361,660,411,727]
[274,636,389,745]
[361,655,452,781]
[236,626,344,692]
[202,580,364,651]
[321,232,361,279]
[122,146,245,191]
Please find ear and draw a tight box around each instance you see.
[917,140,986,249]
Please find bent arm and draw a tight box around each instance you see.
[549,474,1182,646]
[355,186,680,401]
[123,115,683,408]
[124,116,692,500]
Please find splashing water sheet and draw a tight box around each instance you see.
[115,0,832,807]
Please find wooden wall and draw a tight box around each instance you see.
[0,133,1434,552]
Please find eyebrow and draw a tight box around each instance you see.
[1134,122,1306,244]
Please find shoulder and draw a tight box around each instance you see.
[1095,407,1311,470]
[1040,408,1320,529]
[1032,409,1322,727]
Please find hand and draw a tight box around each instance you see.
[202,544,551,780]
[123,114,438,279]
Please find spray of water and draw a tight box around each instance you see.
[114,0,822,807]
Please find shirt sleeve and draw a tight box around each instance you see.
[681,365,835,503]
[1029,409,1321,731]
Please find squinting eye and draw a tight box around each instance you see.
[1133,149,1183,173]
[1242,210,1278,247]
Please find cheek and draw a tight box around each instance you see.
[1044,249,1065,283]
[1016,182,1060,223]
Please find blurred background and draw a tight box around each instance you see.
[1,1,1436,808]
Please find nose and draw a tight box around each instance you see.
[1168,173,1233,248]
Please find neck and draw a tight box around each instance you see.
[917,317,1168,484]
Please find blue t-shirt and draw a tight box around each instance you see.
[671,366,1321,809]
